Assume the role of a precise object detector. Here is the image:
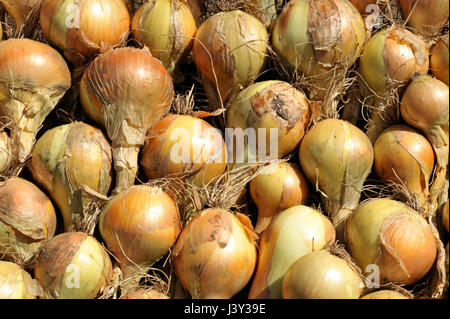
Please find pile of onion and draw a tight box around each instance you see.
[249,205,335,299]
[29,122,113,231]
[140,114,227,186]
[226,80,310,164]
[0,38,71,166]
[0,131,12,175]
[0,177,56,262]
[34,232,113,299]
[0,261,42,299]
[249,162,309,234]
[131,0,197,79]
[193,10,268,109]
[99,185,181,279]
[430,34,449,86]
[173,208,258,299]
[80,47,174,194]
[282,250,364,299]
[346,198,437,285]
[40,0,130,64]
[299,119,373,240]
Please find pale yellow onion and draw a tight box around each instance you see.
[0,131,12,175]
[272,0,366,100]
[99,185,181,279]
[193,10,268,109]
[131,0,197,76]
[282,250,364,299]
[0,261,42,299]
[248,205,336,299]
[80,47,174,194]
[0,177,56,262]
[245,0,277,29]
[40,0,130,64]
[0,38,71,164]
[249,162,309,234]
[173,208,258,299]
[298,119,374,240]
[29,122,113,231]
[361,290,411,299]
[227,80,310,164]
[0,0,40,31]
[34,232,113,299]
[346,198,437,285]
[430,34,449,86]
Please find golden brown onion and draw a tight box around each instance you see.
[346,198,437,285]
[442,200,449,232]
[34,232,112,299]
[0,261,42,299]
[173,208,258,299]
[0,38,71,165]
[185,0,205,26]
[0,0,40,31]
[361,290,411,299]
[40,0,130,64]
[430,34,449,86]
[80,47,174,194]
[348,0,377,15]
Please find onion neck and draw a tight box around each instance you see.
[332,208,353,243]
[112,145,140,195]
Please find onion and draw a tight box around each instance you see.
[0,131,12,175]
[193,10,268,109]
[282,250,364,299]
[185,0,205,26]
[398,0,449,38]
[248,205,336,299]
[430,34,449,86]
[227,80,310,164]
[272,0,366,100]
[99,185,181,279]
[0,38,71,165]
[131,0,197,77]
[29,122,113,231]
[442,200,449,232]
[346,198,437,285]
[0,261,42,299]
[374,125,435,205]
[246,0,277,29]
[0,177,56,262]
[0,0,40,31]
[299,119,373,240]
[120,289,169,299]
[34,232,113,299]
[140,114,227,186]
[40,0,130,64]
[348,0,377,15]
[361,290,411,299]
[80,47,174,194]
[400,75,449,213]
[173,208,258,299]
[249,162,309,234]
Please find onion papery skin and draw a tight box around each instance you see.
[0,132,12,175]
[192,10,268,109]
[248,205,336,299]
[40,0,130,64]
[0,0,40,30]
[185,0,204,26]
[34,232,112,299]
[29,122,113,232]
[0,177,56,261]
[442,200,449,232]
[120,289,170,299]
[227,80,310,164]
[272,0,366,100]
[0,38,71,164]
[80,47,174,194]
[361,290,410,299]
[140,114,227,186]
[298,119,373,238]
[398,0,449,39]
[348,0,377,15]
[173,208,258,299]
[131,0,197,76]
[359,26,429,95]
[282,250,364,299]
[346,198,437,285]
[246,0,277,29]
[0,261,41,299]
[99,185,181,278]
[249,162,309,234]
[430,34,449,86]
[374,125,435,204]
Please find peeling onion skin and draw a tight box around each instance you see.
[0,132,12,175]
[430,34,449,86]
[361,290,410,299]
[80,47,174,194]
[282,250,364,299]
[0,177,57,262]
[246,0,278,29]
[131,0,197,76]
[346,198,437,286]
[398,0,449,39]
[99,185,182,279]
[0,261,42,299]
[34,232,113,299]
[40,0,130,64]
[0,0,40,31]
[374,125,435,205]
[173,208,258,299]
[0,38,71,164]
